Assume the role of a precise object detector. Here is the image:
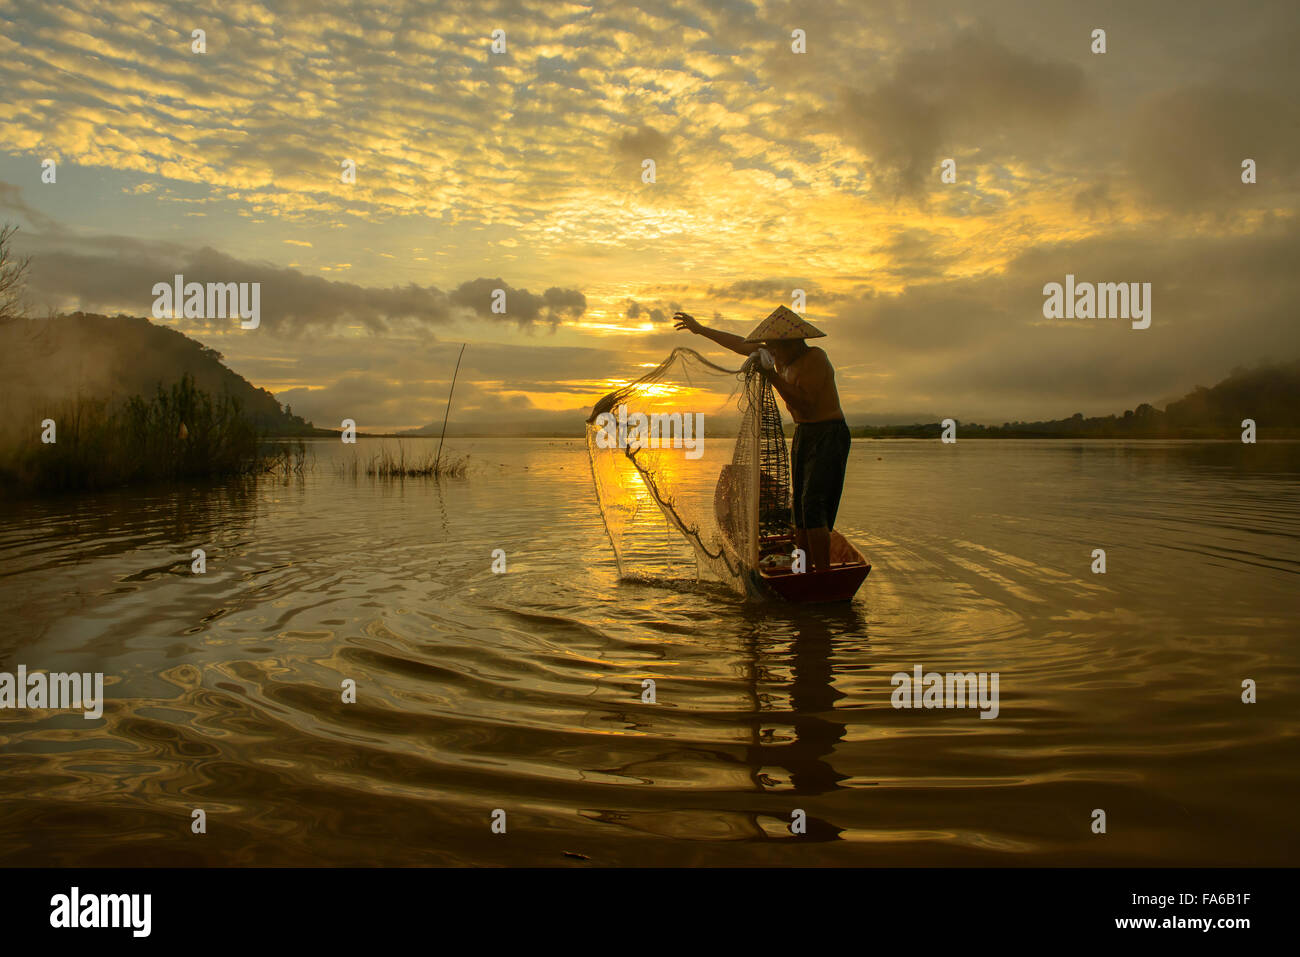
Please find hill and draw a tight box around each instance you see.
[0,313,315,436]
[853,360,1300,438]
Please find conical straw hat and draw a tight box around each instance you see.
[744,305,826,342]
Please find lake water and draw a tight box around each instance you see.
[1,437,1297,865]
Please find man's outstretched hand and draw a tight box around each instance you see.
[673,312,702,334]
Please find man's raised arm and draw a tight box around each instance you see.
[673,312,762,356]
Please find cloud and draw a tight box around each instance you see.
[614,124,671,161]
[1073,180,1117,220]
[15,230,584,336]
[22,240,455,334]
[835,27,1088,197]
[449,277,586,329]
[829,219,1300,420]
[620,296,681,325]
[704,279,792,301]
[877,228,962,282]
[1126,86,1300,211]
[0,182,66,236]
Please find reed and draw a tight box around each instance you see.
[335,441,469,479]
[2,375,270,494]
[262,438,309,476]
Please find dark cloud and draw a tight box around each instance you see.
[1073,180,1117,220]
[12,226,585,337]
[23,242,455,336]
[879,228,961,281]
[698,280,852,309]
[704,279,792,301]
[614,124,671,161]
[0,182,66,235]
[1126,87,1300,211]
[836,27,1088,197]
[541,285,587,317]
[449,277,586,328]
[830,220,1300,420]
[620,296,679,324]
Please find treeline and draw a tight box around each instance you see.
[853,360,1300,438]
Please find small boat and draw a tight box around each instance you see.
[586,347,872,604]
[756,531,871,603]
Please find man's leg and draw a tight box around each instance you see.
[791,424,810,564]
[805,525,831,572]
[800,423,833,572]
[822,422,852,532]
[801,421,850,573]
[795,526,810,555]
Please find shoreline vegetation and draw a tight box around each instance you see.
[0,375,310,496]
[848,425,1300,439]
[335,443,470,479]
[0,296,474,494]
[0,378,474,496]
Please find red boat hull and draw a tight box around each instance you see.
[758,531,871,603]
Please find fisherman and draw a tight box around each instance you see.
[674,305,850,573]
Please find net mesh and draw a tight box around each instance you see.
[586,347,793,596]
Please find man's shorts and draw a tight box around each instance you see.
[790,418,851,530]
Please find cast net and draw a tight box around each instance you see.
[586,347,793,596]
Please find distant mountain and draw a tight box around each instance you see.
[0,313,316,435]
[399,414,586,437]
[854,360,1300,438]
[1162,362,1299,432]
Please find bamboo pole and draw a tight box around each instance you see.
[434,343,466,473]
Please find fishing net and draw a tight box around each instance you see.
[586,347,793,596]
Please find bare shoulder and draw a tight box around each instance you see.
[800,346,833,371]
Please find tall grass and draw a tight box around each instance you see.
[336,441,469,479]
[2,374,275,494]
[262,440,309,476]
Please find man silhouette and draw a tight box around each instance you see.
[675,305,850,572]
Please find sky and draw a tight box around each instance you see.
[1,0,1298,431]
